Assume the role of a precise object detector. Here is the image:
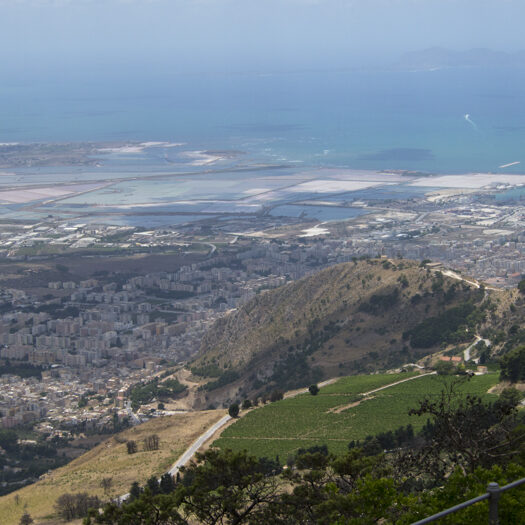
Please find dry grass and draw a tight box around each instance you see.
[0,410,225,525]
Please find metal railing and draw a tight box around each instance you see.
[411,477,525,525]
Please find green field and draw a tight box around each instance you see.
[214,372,499,460]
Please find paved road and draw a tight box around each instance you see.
[205,243,217,256]
[464,336,491,362]
[118,413,231,502]
[168,414,231,476]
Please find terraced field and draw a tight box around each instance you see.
[213,372,499,460]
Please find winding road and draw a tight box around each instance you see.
[463,336,491,362]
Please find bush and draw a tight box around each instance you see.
[228,403,240,418]
[126,440,137,454]
[19,512,33,525]
[55,493,100,521]
[308,384,320,396]
[434,360,456,376]
[270,390,284,402]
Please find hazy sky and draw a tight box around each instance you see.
[2,0,525,74]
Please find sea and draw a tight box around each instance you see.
[2,65,525,175]
[1,65,525,227]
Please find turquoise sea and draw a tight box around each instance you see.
[2,66,525,174]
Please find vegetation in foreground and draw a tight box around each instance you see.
[85,378,525,524]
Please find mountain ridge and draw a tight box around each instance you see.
[191,259,499,407]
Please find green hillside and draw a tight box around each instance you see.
[213,372,500,459]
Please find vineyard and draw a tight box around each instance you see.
[213,372,499,460]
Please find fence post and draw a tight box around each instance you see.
[487,482,501,525]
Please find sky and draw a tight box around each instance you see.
[1,0,525,75]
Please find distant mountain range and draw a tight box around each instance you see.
[395,47,525,71]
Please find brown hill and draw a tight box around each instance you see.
[191,259,491,407]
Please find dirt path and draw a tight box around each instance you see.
[284,378,339,399]
[329,372,436,414]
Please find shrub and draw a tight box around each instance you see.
[270,390,284,402]
[228,403,240,418]
[55,493,100,521]
[308,384,320,396]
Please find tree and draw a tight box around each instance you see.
[404,378,525,479]
[518,278,525,294]
[500,345,525,382]
[434,360,455,375]
[228,403,240,418]
[495,387,523,410]
[19,512,33,525]
[143,434,160,452]
[128,482,142,502]
[270,390,284,402]
[126,440,137,454]
[177,449,282,524]
[160,473,176,494]
[100,477,113,498]
[55,493,100,521]
[241,399,252,410]
[146,476,161,495]
[0,429,19,452]
[308,384,319,396]
[157,402,165,410]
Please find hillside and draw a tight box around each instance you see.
[213,371,500,460]
[191,259,493,407]
[0,410,225,525]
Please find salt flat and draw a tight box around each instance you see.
[290,180,390,193]
[411,173,525,189]
[0,184,105,204]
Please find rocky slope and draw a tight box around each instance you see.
[191,259,501,407]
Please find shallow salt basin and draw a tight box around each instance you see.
[300,225,330,237]
[410,173,525,189]
[0,184,105,204]
[290,180,389,193]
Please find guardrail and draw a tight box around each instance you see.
[411,478,525,525]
